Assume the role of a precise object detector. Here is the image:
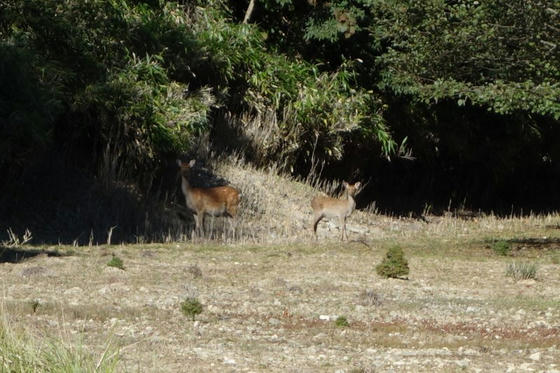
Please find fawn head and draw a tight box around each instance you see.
[343,181,361,197]
[177,159,196,175]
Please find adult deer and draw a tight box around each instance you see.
[311,181,361,241]
[177,159,241,237]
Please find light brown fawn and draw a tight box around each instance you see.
[177,159,241,237]
[311,181,361,241]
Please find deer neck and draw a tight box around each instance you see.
[180,172,192,197]
[345,192,356,213]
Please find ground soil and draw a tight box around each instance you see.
[2,212,560,372]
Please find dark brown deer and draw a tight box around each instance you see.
[177,159,241,237]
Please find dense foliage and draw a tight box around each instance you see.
[1,0,559,242]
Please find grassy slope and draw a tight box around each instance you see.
[1,159,560,371]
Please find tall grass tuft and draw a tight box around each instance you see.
[0,308,119,372]
[505,262,538,281]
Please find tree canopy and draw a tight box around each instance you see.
[1,0,559,217]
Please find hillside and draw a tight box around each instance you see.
[2,164,560,371]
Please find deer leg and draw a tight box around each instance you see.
[191,213,199,239]
[225,216,234,241]
[312,214,323,240]
[193,212,204,238]
[340,217,346,241]
[199,213,206,237]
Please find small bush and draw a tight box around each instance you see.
[359,289,382,306]
[30,300,40,314]
[492,240,511,256]
[107,255,124,270]
[188,264,203,278]
[181,298,203,321]
[376,246,409,279]
[506,262,538,281]
[335,316,349,327]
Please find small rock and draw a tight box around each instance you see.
[529,352,541,361]
[64,287,83,295]
[313,333,327,340]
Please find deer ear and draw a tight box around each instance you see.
[343,181,349,188]
[188,159,196,167]
[176,159,183,167]
[355,181,361,188]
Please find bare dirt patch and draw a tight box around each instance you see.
[2,221,560,372]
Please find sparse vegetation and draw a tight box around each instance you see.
[188,264,203,278]
[1,210,560,370]
[376,246,410,279]
[1,228,32,247]
[335,316,349,327]
[30,300,40,314]
[0,310,119,371]
[506,262,538,281]
[359,289,382,306]
[181,298,203,321]
[492,240,511,256]
[107,254,125,270]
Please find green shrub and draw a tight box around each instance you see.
[107,255,124,270]
[492,240,511,256]
[335,316,349,327]
[376,246,409,279]
[181,298,203,321]
[506,262,538,281]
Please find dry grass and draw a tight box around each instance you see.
[2,158,560,371]
[0,301,119,372]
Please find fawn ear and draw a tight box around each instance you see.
[355,181,361,188]
[188,159,196,167]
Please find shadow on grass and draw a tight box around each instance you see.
[0,246,65,264]
[510,237,560,245]
[0,154,192,245]
[486,237,560,245]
